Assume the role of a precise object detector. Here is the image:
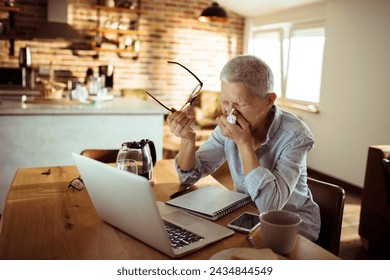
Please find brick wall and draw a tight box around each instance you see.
[0,0,244,108]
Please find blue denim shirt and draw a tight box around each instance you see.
[175,105,320,241]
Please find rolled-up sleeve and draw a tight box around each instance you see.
[175,127,226,185]
[245,134,314,213]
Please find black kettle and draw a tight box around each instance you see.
[116,139,156,180]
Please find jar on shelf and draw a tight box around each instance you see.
[105,0,115,7]
[5,0,17,7]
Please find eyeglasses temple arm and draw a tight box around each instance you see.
[145,91,173,112]
[167,61,203,87]
[189,85,203,105]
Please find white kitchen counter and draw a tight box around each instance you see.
[0,97,166,213]
[0,96,165,115]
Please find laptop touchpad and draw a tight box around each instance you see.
[163,211,202,227]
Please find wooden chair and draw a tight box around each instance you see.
[80,149,119,163]
[211,161,234,191]
[307,177,345,255]
[359,145,390,258]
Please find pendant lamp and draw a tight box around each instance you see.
[198,2,228,23]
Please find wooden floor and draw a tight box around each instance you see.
[338,190,373,260]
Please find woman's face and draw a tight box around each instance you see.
[220,81,274,129]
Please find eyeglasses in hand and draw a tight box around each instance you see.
[145,61,203,112]
[68,176,85,191]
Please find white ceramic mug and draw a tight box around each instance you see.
[259,210,302,255]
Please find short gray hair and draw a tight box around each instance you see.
[219,55,274,98]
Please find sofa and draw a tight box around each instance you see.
[194,90,222,129]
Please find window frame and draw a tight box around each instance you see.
[248,20,326,113]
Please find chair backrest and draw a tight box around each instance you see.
[120,88,148,99]
[80,149,119,163]
[358,145,390,257]
[307,177,345,255]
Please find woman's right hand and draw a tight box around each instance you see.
[167,110,196,140]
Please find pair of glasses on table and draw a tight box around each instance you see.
[68,176,84,191]
[146,61,203,112]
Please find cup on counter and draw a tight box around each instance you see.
[71,84,89,103]
[259,210,302,255]
[117,159,138,175]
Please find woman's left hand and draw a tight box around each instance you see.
[216,109,252,146]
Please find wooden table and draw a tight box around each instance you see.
[0,160,339,260]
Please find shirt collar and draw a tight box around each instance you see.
[262,104,282,146]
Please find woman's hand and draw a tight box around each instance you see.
[167,110,196,140]
[217,109,261,175]
[216,109,252,146]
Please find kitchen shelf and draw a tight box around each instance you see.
[93,47,135,53]
[0,6,20,13]
[93,1,142,59]
[96,27,140,36]
[94,5,143,15]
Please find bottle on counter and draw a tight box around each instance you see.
[85,68,94,93]
[85,68,94,84]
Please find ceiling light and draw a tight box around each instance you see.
[198,2,228,23]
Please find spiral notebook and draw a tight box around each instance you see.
[165,186,252,220]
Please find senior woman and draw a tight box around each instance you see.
[167,55,320,241]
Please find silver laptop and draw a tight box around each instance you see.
[72,153,234,258]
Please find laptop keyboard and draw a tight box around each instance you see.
[164,221,204,250]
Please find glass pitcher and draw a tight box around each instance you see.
[116,139,156,180]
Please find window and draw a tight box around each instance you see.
[248,22,325,111]
[251,30,283,97]
[286,27,325,103]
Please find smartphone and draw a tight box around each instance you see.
[228,212,261,233]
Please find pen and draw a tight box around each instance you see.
[247,235,259,249]
[247,225,261,248]
[169,185,191,199]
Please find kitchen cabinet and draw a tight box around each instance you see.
[0,5,20,56]
[94,1,142,59]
